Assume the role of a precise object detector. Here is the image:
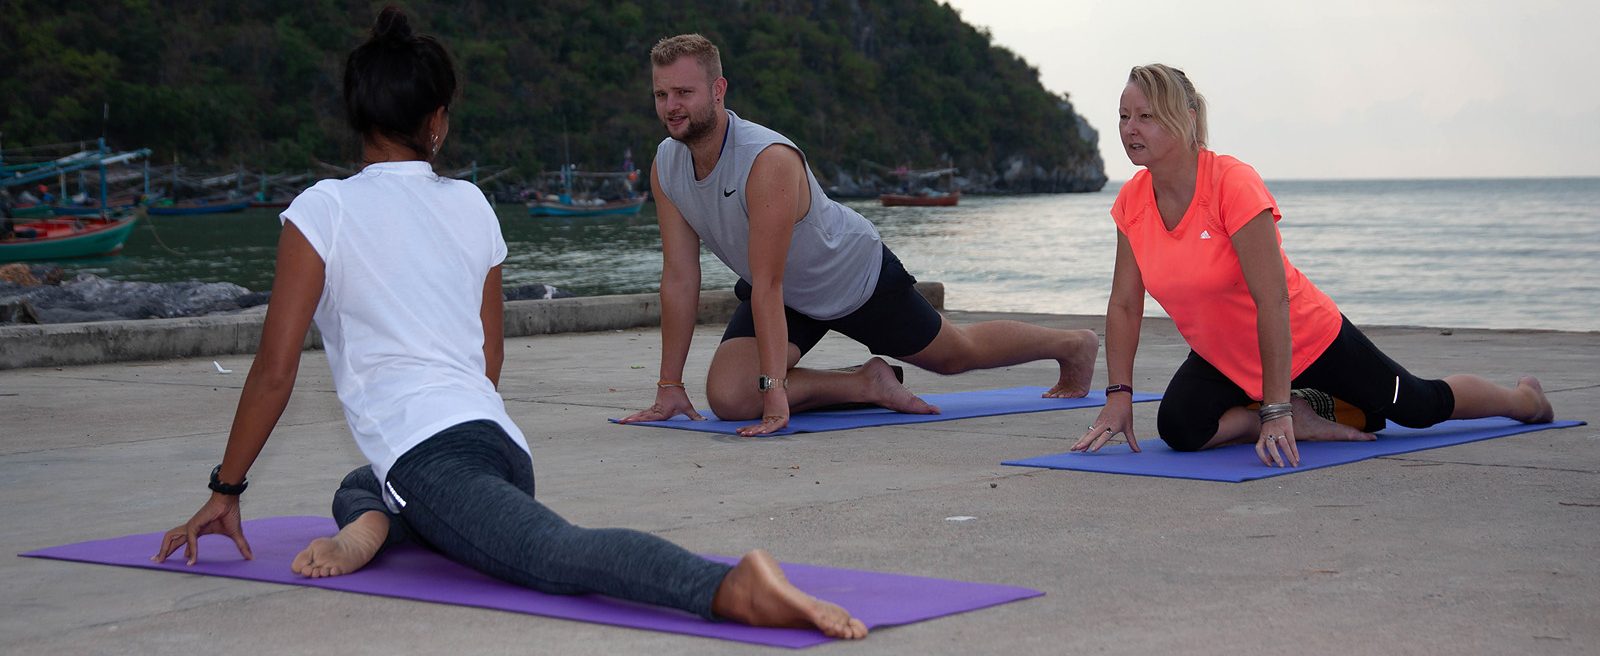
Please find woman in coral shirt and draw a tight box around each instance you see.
[1074,64,1553,467]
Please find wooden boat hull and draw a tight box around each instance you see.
[0,215,140,262]
[148,201,250,216]
[527,197,646,217]
[879,191,960,207]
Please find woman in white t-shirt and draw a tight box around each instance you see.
[151,7,865,640]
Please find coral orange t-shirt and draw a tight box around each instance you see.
[1111,150,1342,400]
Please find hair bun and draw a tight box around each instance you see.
[372,6,413,41]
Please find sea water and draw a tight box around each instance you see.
[68,177,1599,332]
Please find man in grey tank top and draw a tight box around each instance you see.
[620,34,1101,437]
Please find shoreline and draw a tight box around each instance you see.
[4,280,1595,371]
[0,284,942,370]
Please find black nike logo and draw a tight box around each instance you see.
[723,188,736,197]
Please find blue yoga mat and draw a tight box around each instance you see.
[612,386,1161,436]
[1003,417,1586,482]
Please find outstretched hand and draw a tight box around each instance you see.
[1071,399,1140,453]
[619,386,705,423]
[736,413,790,437]
[151,493,253,566]
[737,389,791,437]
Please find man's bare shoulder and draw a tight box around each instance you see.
[748,144,804,186]
[752,142,802,167]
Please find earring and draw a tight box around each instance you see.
[430,134,440,156]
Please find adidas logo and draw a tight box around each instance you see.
[1199,230,1212,240]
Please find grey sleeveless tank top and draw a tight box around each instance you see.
[654,110,882,320]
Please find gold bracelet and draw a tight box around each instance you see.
[657,380,686,389]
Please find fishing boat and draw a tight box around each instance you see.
[51,202,137,216]
[528,194,647,217]
[880,166,961,207]
[879,190,960,207]
[8,204,55,219]
[4,139,154,220]
[1,213,139,262]
[246,171,318,208]
[526,163,646,218]
[147,199,250,215]
[50,194,147,216]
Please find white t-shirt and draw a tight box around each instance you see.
[281,161,529,502]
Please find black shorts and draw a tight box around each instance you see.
[1157,315,1455,451]
[721,244,944,358]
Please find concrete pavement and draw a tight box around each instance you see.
[2,309,1595,655]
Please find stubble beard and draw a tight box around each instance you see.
[672,103,720,146]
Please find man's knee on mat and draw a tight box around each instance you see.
[707,385,762,421]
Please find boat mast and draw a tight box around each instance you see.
[562,114,572,195]
[98,137,109,217]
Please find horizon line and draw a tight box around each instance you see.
[1100,174,1600,186]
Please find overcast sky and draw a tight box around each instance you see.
[941,0,1600,181]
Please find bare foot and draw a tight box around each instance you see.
[290,512,388,578]
[1043,329,1098,398]
[1516,376,1555,423]
[712,549,868,640]
[862,357,940,414]
[1291,396,1375,442]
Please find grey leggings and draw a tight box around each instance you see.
[332,420,732,618]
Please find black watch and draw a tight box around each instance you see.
[208,464,249,496]
[757,375,787,393]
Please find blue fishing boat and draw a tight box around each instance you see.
[527,195,647,217]
[525,163,646,218]
[147,199,250,216]
[50,196,145,216]
[3,139,153,221]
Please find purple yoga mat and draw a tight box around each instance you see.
[20,515,1041,649]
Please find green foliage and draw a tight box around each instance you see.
[0,0,1100,184]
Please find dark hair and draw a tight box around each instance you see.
[343,6,457,159]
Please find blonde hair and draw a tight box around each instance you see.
[1128,64,1207,150]
[650,34,722,83]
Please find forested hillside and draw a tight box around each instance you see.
[1,0,1105,192]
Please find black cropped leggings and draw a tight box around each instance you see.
[331,420,731,618]
[1158,316,1455,451]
